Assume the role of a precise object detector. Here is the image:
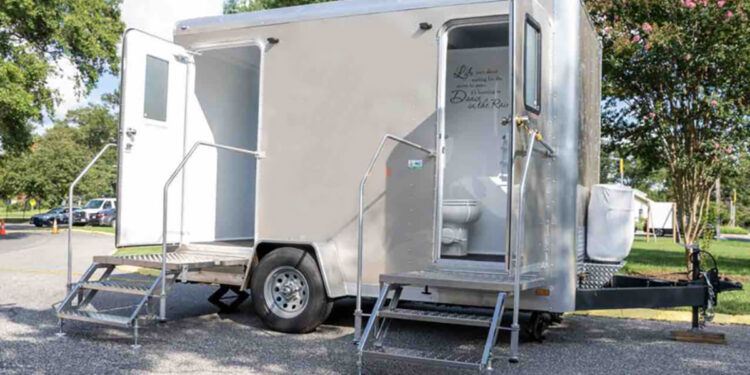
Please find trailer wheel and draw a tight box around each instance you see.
[251,247,333,333]
[550,312,563,326]
[525,312,551,342]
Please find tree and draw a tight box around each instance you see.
[67,103,118,152]
[24,125,93,205]
[0,92,119,206]
[601,153,670,201]
[585,0,750,247]
[224,0,332,13]
[0,0,124,154]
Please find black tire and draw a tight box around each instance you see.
[525,312,551,342]
[550,312,564,325]
[251,247,333,333]
[655,229,665,237]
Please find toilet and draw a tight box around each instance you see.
[441,199,482,257]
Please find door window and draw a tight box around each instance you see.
[144,55,169,121]
[524,16,542,113]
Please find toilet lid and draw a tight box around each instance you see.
[443,199,478,207]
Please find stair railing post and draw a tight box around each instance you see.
[510,129,538,362]
[354,134,433,343]
[67,143,116,293]
[160,141,265,321]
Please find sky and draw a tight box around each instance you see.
[42,0,224,130]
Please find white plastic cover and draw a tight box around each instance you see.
[586,184,635,263]
[650,202,674,230]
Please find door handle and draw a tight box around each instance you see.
[126,128,137,137]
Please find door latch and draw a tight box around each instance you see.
[126,128,137,137]
[515,116,530,126]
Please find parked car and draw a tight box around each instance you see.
[59,208,86,226]
[30,207,65,227]
[80,198,116,222]
[90,208,116,227]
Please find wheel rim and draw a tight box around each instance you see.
[263,266,309,319]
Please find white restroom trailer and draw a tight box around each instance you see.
[57,0,735,370]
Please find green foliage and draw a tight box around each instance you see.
[0,0,124,153]
[0,93,118,205]
[66,103,118,152]
[224,0,333,13]
[586,0,750,244]
[24,125,93,204]
[601,152,670,201]
[721,226,749,235]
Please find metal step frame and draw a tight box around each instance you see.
[58,142,262,348]
[356,283,507,374]
[55,263,169,349]
[354,130,542,373]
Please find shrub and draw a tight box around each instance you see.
[720,226,749,235]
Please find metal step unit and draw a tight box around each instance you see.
[54,262,171,348]
[56,244,254,348]
[355,269,544,374]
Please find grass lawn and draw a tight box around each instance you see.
[36,226,115,234]
[2,208,53,219]
[623,237,749,315]
[113,245,161,256]
[74,226,115,234]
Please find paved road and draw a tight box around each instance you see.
[720,234,750,242]
[2,229,749,374]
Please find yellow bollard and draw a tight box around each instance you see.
[51,218,59,234]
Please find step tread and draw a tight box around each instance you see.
[378,307,493,327]
[380,270,545,291]
[94,251,249,270]
[362,346,479,370]
[58,310,133,327]
[80,280,158,295]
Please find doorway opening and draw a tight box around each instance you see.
[181,45,262,246]
[439,19,511,264]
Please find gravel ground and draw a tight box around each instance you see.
[2,229,749,374]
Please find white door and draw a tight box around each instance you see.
[507,0,552,271]
[116,29,192,247]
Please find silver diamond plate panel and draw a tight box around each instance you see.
[579,262,625,289]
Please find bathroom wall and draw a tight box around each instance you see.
[443,46,511,256]
[182,46,260,242]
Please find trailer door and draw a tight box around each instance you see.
[508,1,552,271]
[116,29,192,247]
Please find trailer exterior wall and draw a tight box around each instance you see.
[176,1,509,299]
[172,0,603,313]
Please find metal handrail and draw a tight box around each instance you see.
[67,143,117,292]
[509,129,538,360]
[159,141,265,320]
[353,134,434,342]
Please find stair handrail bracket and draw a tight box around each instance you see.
[67,143,116,292]
[160,141,265,321]
[354,134,434,342]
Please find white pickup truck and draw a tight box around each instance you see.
[80,198,116,221]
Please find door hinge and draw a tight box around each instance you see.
[175,54,193,64]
